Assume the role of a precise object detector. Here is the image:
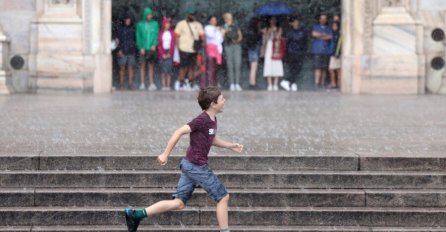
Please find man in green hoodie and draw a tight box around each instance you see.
[136,7,159,91]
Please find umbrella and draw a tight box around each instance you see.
[255,3,294,16]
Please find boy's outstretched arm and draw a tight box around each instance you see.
[212,136,244,153]
[157,125,191,165]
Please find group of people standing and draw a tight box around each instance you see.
[114,7,342,92]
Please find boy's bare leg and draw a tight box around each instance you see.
[216,194,230,230]
[144,198,185,217]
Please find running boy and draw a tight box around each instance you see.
[125,86,244,232]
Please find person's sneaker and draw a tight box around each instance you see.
[184,83,191,91]
[291,83,298,92]
[235,84,243,91]
[139,83,146,90]
[230,84,236,91]
[192,85,200,91]
[267,85,273,91]
[125,208,141,232]
[148,84,157,91]
[280,80,290,91]
[273,85,279,91]
[174,81,180,91]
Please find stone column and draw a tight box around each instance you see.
[90,0,112,93]
[341,0,424,94]
[30,0,87,92]
[0,24,10,95]
[363,6,423,94]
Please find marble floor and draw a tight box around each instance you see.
[0,91,445,157]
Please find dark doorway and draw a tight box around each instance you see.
[111,0,341,91]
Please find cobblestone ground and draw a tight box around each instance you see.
[0,91,445,157]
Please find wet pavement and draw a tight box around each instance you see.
[0,91,445,156]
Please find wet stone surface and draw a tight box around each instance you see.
[0,91,445,157]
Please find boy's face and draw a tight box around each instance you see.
[211,94,225,113]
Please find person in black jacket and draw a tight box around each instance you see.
[117,13,137,90]
[280,16,307,91]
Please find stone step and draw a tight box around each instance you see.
[0,154,359,171]
[2,153,445,171]
[2,225,446,232]
[2,188,446,208]
[358,153,446,171]
[0,188,365,207]
[1,207,445,227]
[0,170,445,189]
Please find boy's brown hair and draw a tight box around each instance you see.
[197,87,221,110]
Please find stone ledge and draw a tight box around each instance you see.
[1,207,446,227]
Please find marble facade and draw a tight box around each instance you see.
[342,0,446,94]
[0,23,10,94]
[0,0,445,94]
[0,0,111,94]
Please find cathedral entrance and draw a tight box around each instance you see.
[111,0,341,91]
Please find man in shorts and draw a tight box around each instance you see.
[311,13,333,89]
[117,13,136,90]
[174,9,204,91]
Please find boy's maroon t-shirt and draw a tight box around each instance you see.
[186,111,217,165]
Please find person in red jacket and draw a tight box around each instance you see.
[157,17,176,91]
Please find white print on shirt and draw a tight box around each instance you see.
[209,129,216,135]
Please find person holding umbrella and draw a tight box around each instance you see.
[255,3,293,91]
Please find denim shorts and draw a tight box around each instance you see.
[160,58,173,74]
[118,54,136,66]
[173,158,228,205]
[248,48,259,63]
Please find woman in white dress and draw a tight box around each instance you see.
[263,16,284,91]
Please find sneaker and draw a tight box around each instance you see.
[267,85,273,91]
[273,85,278,91]
[291,83,298,92]
[235,84,243,91]
[139,83,145,90]
[184,83,191,91]
[148,84,157,91]
[280,80,290,91]
[230,84,236,91]
[125,208,140,232]
[174,81,180,91]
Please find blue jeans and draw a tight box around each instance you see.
[173,158,228,204]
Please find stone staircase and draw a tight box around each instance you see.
[1,153,446,231]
